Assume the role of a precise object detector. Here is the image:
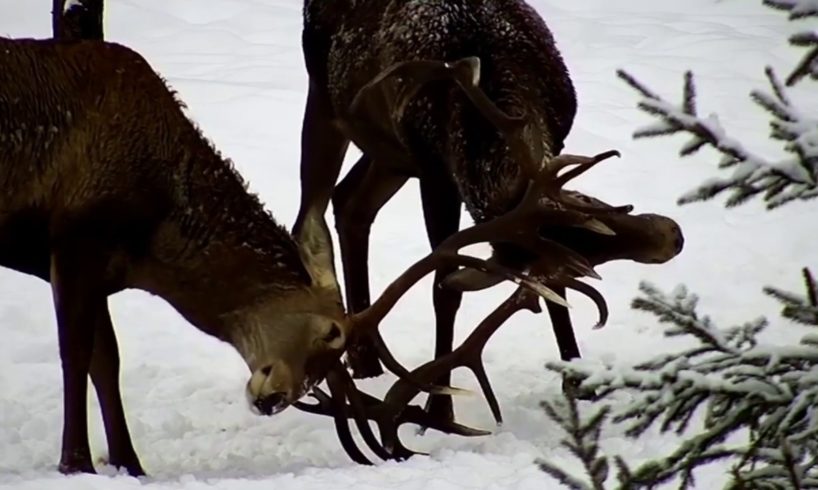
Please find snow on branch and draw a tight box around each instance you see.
[764,0,818,85]
[617,68,818,209]
[764,0,818,20]
[764,267,818,326]
[541,278,818,489]
[537,396,612,490]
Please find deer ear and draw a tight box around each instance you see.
[295,212,340,294]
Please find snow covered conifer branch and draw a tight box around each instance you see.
[541,280,818,489]
[536,396,614,490]
[616,1,818,210]
[764,267,818,326]
[617,68,818,209]
[537,3,818,488]
[764,0,818,85]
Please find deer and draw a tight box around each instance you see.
[293,0,685,428]
[0,36,566,475]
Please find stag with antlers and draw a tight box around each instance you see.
[0,34,576,474]
[293,0,685,437]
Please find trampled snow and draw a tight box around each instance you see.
[0,0,815,488]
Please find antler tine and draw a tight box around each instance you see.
[551,150,621,187]
[380,287,540,429]
[437,58,623,200]
[439,212,603,280]
[299,286,589,463]
[294,368,375,465]
[296,362,492,464]
[544,275,609,329]
[296,364,398,463]
[343,55,623,430]
[353,54,629,232]
[445,57,527,132]
[347,246,568,397]
[329,366,396,461]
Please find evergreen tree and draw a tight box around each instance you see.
[542,278,818,489]
[539,1,818,488]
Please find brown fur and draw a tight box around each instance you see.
[294,0,683,415]
[0,39,307,292]
[304,0,576,223]
[295,0,578,388]
[0,37,345,475]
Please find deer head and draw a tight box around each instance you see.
[229,200,570,416]
[215,211,347,415]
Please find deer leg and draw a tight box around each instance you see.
[89,311,145,476]
[51,242,107,475]
[333,155,408,378]
[419,173,463,424]
[544,285,579,362]
[293,80,350,257]
[544,286,594,400]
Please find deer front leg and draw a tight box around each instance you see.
[544,287,594,400]
[544,285,580,362]
[419,172,463,425]
[51,241,108,475]
[89,311,145,476]
[333,155,408,378]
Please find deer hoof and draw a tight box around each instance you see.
[105,456,146,477]
[58,451,96,475]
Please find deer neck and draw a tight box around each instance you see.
[130,138,313,342]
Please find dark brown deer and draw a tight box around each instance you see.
[0,36,557,476]
[294,0,684,424]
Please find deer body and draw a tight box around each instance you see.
[298,0,579,404]
[1,39,314,317]
[1,37,349,475]
[295,0,684,421]
[306,0,576,223]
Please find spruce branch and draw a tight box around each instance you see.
[764,267,818,326]
[538,3,818,488]
[543,278,818,489]
[537,395,613,490]
[764,0,818,20]
[763,0,818,85]
[617,68,818,209]
[786,30,818,86]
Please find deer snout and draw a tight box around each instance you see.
[640,214,685,264]
[246,363,296,416]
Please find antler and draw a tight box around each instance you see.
[302,55,684,463]
[342,57,628,392]
[296,287,538,463]
[295,360,490,464]
[341,214,570,395]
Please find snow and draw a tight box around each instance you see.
[0,0,816,488]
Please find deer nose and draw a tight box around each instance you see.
[673,229,685,254]
[246,364,292,416]
[253,392,288,416]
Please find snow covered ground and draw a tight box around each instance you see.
[0,0,815,488]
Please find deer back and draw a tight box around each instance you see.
[0,37,352,409]
[304,0,577,222]
[0,38,309,290]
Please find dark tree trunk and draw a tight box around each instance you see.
[52,0,104,40]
